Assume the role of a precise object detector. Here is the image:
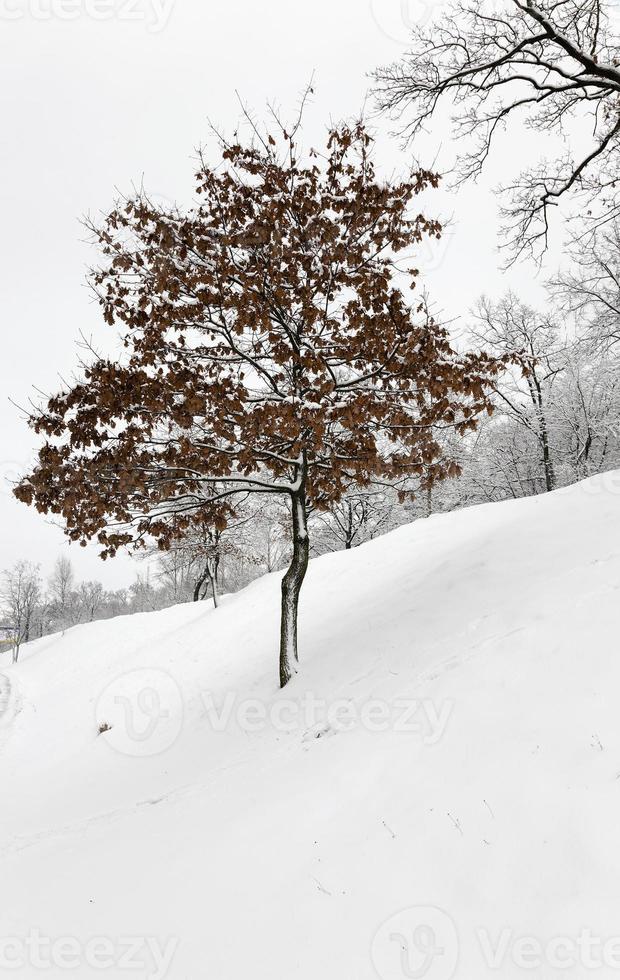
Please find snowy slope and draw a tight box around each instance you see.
[2,474,620,979]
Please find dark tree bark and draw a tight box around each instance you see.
[344,501,354,550]
[193,568,208,603]
[536,389,556,493]
[206,560,219,609]
[279,462,310,688]
[542,429,555,493]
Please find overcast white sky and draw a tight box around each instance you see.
[0,0,563,589]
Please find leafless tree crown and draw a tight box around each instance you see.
[374,0,620,261]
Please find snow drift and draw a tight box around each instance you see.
[1,473,620,979]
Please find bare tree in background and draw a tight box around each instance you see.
[77,580,106,623]
[552,222,620,348]
[130,572,158,613]
[48,555,76,629]
[374,0,620,261]
[550,344,620,476]
[1,562,41,663]
[154,507,262,605]
[458,418,554,500]
[242,497,291,575]
[311,487,401,552]
[470,294,565,491]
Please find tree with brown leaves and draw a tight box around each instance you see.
[15,115,502,687]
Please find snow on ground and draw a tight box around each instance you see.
[2,473,620,978]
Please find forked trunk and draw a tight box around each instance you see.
[193,572,207,603]
[194,556,219,607]
[207,562,219,609]
[279,488,309,688]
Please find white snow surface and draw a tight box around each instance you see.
[1,474,620,979]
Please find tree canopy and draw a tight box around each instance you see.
[15,118,503,684]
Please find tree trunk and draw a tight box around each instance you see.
[530,372,556,493]
[541,423,555,492]
[207,560,219,609]
[345,501,353,549]
[279,485,310,688]
[193,569,208,603]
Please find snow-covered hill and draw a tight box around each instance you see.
[2,474,620,979]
